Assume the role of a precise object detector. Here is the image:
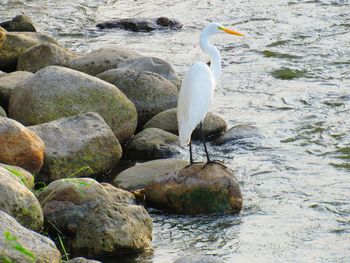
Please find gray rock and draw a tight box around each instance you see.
[125,128,181,161]
[0,106,6,117]
[213,123,263,145]
[67,258,102,263]
[145,162,243,214]
[0,31,57,71]
[66,47,141,76]
[0,166,43,231]
[114,158,189,191]
[29,112,122,183]
[101,182,136,204]
[72,202,152,258]
[143,108,227,139]
[0,15,36,32]
[0,211,61,263]
[9,66,137,144]
[17,42,75,72]
[0,163,34,189]
[0,71,33,109]
[97,69,178,126]
[174,255,224,263]
[118,56,181,87]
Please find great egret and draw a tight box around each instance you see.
[177,22,243,164]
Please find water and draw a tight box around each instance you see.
[1,0,350,262]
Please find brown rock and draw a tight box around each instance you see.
[0,117,45,173]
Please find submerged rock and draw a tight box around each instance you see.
[9,66,137,143]
[0,166,43,231]
[97,69,178,126]
[66,47,141,76]
[174,255,225,263]
[0,15,36,32]
[96,17,182,32]
[145,162,242,214]
[29,112,122,183]
[0,117,45,174]
[0,211,61,263]
[213,123,263,145]
[114,158,189,191]
[125,128,181,161]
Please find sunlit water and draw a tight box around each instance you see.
[1,0,350,262]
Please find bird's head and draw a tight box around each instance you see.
[204,22,244,37]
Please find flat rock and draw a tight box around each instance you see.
[0,166,43,231]
[125,128,181,161]
[213,123,263,145]
[145,162,243,214]
[0,211,61,263]
[143,108,227,139]
[96,17,182,32]
[0,15,36,32]
[0,117,45,174]
[0,163,34,189]
[17,42,75,72]
[29,112,122,183]
[118,56,181,87]
[66,47,141,76]
[0,71,33,110]
[9,66,137,143]
[113,158,189,191]
[0,31,57,71]
[97,69,178,126]
[72,202,152,258]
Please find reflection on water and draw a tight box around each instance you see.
[1,0,349,262]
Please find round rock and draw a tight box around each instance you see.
[0,106,6,117]
[97,69,178,126]
[0,163,34,189]
[0,15,36,32]
[9,66,137,143]
[145,162,243,214]
[213,124,263,145]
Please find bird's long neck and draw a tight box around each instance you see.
[200,30,221,83]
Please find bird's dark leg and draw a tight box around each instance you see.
[189,139,194,164]
[200,122,211,163]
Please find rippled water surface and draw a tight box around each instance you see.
[1,0,349,262]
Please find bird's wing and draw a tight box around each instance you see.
[177,62,215,145]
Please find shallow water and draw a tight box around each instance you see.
[1,0,350,262]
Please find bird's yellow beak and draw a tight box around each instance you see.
[219,26,244,36]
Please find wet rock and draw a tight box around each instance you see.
[72,202,152,258]
[0,71,33,110]
[96,17,182,32]
[66,47,141,76]
[174,255,225,263]
[114,158,189,191]
[0,106,6,117]
[213,123,263,145]
[0,163,34,189]
[17,42,75,72]
[9,66,137,143]
[118,56,181,87]
[97,69,178,126]
[29,112,122,183]
[0,166,43,231]
[125,128,181,161]
[67,258,102,263]
[0,15,36,32]
[145,162,242,214]
[0,26,6,48]
[0,31,57,71]
[143,108,227,139]
[0,117,45,174]
[0,211,61,263]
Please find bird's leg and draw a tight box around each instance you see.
[200,122,211,163]
[189,139,194,164]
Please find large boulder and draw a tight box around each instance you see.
[143,108,227,139]
[66,47,141,76]
[9,66,137,143]
[29,112,122,183]
[72,202,152,258]
[17,42,75,72]
[0,117,45,174]
[0,166,43,231]
[0,15,36,32]
[0,211,60,263]
[145,162,243,214]
[114,158,189,191]
[97,69,178,126]
[0,163,34,189]
[125,128,181,161]
[36,178,136,236]
[118,56,181,87]
[0,31,57,71]
[0,71,33,109]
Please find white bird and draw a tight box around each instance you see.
[177,22,244,164]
